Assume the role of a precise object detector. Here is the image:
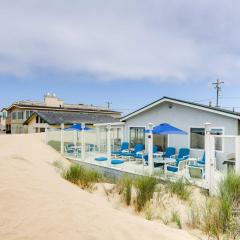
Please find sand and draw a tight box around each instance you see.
[0,133,199,240]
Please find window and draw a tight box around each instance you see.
[190,128,205,149]
[2,112,7,120]
[129,127,145,148]
[190,127,223,151]
[210,128,223,151]
[17,112,23,120]
[26,110,33,119]
[11,112,17,120]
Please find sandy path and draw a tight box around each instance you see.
[0,133,198,240]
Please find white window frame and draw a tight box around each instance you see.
[188,126,224,153]
[128,125,146,148]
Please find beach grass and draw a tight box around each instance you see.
[134,176,158,212]
[166,178,191,201]
[63,164,102,189]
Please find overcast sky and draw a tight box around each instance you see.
[1,1,240,113]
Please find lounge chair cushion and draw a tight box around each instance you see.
[95,157,108,161]
[121,152,135,157]
[167,165,178,172]
[111,159,124,164]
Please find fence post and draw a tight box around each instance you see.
[60,123,64,155]
[205,123,212,192]
[235,136,240,173]
[107,124,111,165]
[81,123,85,161]
[45,127,48,144]
[96,126,100,152]
[148,123,154,175]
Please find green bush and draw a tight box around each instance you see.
[63,164,102,189]
[134,176,158,212]
[166,178,191,201]
[117,174,133,206]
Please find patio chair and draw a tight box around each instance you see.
[162,147,176,159]
[187,152,205,179]
[111,142,129,156]
[166,148,190,173]
[150,147,176,168]
[120,143,144,160]
[188,165,205,179]
[65,144,75,155]
[135,145,158,163]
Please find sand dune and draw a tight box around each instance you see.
[0,133,198,240]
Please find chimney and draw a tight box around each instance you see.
[44,93,64,107]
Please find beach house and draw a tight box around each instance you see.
[1,93,120,134]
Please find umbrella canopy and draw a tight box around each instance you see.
[65,123,92,131]
[145,123,187,135]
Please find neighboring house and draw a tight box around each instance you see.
[98,96,240,170]
[2,93,120,134]
[24,111,120,133]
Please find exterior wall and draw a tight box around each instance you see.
[123,101,239,172]
[0,109,7,133]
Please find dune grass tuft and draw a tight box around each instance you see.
[117,174,133,206]
[134,176,158,212]
[171,210,182,229]
[63,164,102,190]
[166,178,191,201]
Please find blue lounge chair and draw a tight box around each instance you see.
[135,145,158,162]
[167,148,190,173]
[162,147,176,159]
[197,152,205,165]
[112,142,129,156]
[120,143,144,159]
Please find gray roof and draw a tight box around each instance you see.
[7,101,119,114]
[121,96,240,121]
[25,111,120,125]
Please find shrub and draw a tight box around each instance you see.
[166,178,191,201]
[134,176,158,212]
[117,174,133,206]
[63,164,102,189]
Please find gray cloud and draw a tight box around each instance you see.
[0,0,240,82]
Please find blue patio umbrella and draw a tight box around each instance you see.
[65,123,92,131]
[145,123,187,135]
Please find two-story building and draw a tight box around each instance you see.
[1,93,120,134]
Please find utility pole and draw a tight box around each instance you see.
[106,101,112,109]
[212,79,224,107]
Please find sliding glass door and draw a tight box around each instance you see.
[129,127,145,148]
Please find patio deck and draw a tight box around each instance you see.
[64,151,206,188]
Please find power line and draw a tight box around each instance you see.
[212,79,224,107]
